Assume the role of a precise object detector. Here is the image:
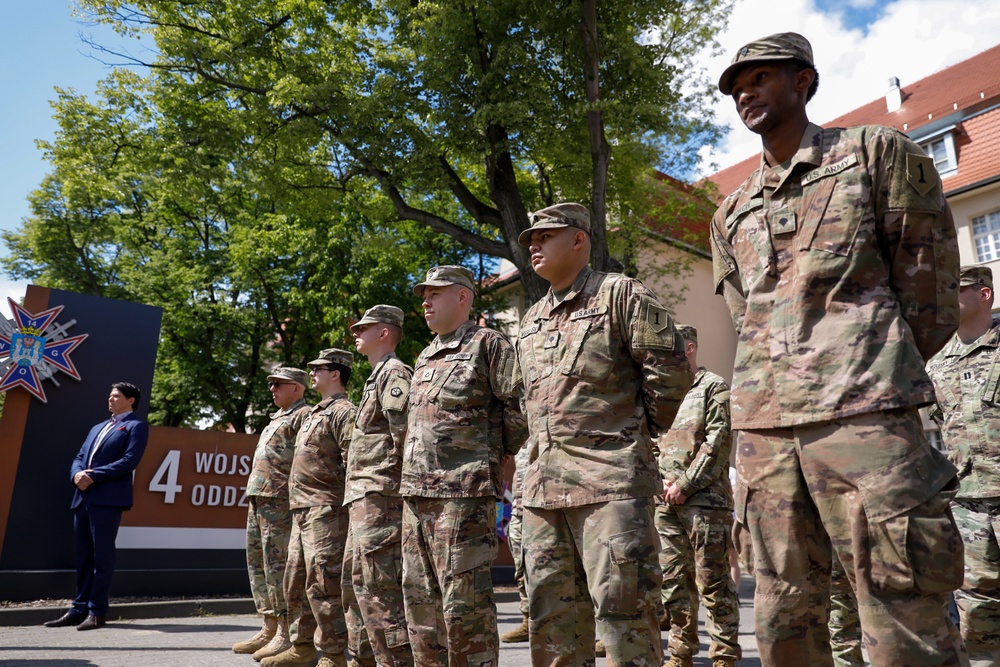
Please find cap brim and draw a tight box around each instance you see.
[412,280,457,296]
[349,316,379,331]
[517,221,573,248]
[267,375,303,384]
[718,55,801,95]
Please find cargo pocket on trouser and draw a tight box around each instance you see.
[448,536,497,617]
[608,527,658,615]
[360,524,403,594]
[858,445,963,596]
[732,481,753,576]
[384,624,408,649]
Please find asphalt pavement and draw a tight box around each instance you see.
[0,579,762,666]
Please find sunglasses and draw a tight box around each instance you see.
[268,381,295,388]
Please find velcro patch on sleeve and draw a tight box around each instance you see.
[889,147,943,212]
[382,376,410,411]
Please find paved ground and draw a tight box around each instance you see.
[0,578,762,666]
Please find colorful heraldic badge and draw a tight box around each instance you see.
[0,297,88,402]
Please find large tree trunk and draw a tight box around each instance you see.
[485,124,550,306]
[580,0,613,273]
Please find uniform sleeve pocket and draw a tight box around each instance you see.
[857,446,962,595]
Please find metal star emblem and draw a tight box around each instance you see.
[0,297,88,402]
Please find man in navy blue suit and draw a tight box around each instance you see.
[43,382,149,631]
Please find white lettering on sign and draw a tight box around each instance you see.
[191,484,248,507]
[148,450,183,504]
[194,452,251,476]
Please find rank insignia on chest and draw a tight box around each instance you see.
[544,331,560,349]
[769,210,796,235]
[390,387,403,397]
[419,368,435,382]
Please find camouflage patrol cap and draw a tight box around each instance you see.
[267,366,308,387]
[412,265,476,297]
[676,324,698,344]
[960,266,994,291]
[307,348,354,369]
[518,202,592,248]
[718,32,814,95]
[350,304,404,332]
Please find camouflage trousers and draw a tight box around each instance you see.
[508,494,528,617]
[343,527,376,665]
[523,496,662,667]
[284,505,349,652]
[247,495,292,616]
[734,408,966,667]
[655,503,740,660]
[952,497,1000,667]
[829,554,863,667]
[348,494,413,667]
[401,496,498,667]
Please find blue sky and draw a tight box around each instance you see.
[0,4,139,236]
[814,0,885,31]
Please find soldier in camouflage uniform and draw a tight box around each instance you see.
[712,32,965,667]
[401,265,526,667]
[657,325,740,667]
[515,203,692,667]
[234,367,310,660]
[928,266,1000,667]
[499,444,532,644]
[345,305,414,667]
[262,350,357,667]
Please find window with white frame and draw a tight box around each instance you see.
[973,209,1000,262]
[921,134,957,175]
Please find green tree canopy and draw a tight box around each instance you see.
[4,0,731,428]
[79,0,731,302]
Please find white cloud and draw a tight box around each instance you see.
[0,278,29,310]
[696,0,1000,176]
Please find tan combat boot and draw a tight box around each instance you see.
[712,660,736,667]
[595,640,606,657]
[261,643,319,666]
[501,614,529,643]
[253,616,291,661]
[233,615,278,654]
[662,655,694,667]
[317,654,348,667]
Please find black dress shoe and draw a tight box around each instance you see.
[43,611,87,627]
[76,614,105,631]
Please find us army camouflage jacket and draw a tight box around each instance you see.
[711,123,959,429]
[288,394,356,509]
[928,319,1000,498]
[246,397,310,498]
[658,368,734,509]
[401,320,527,499]
[345,353,413,505]
[517,267,692,509]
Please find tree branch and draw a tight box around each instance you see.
[437,156,502,228]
